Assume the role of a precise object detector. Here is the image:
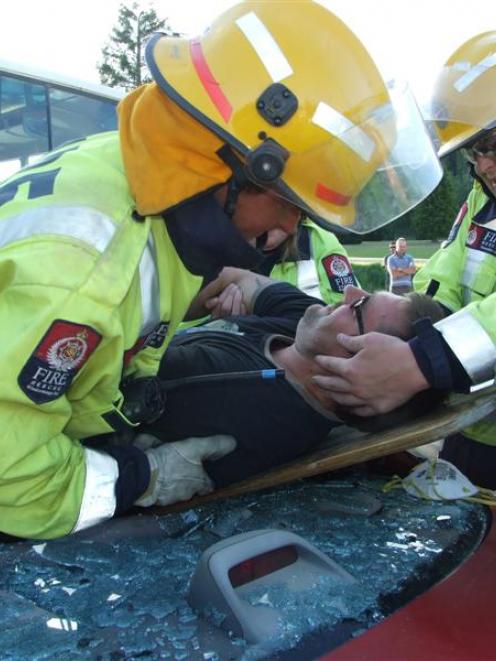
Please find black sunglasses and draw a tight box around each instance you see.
[350,295,370,335]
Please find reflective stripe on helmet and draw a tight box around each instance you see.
[235,12,293,82]
[315,183,351,206]
[312,102,375,162]
[454,51,496,92]
[190,40,233,122]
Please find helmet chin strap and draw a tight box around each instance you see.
[216,145,249,218]
[215,144,287,252]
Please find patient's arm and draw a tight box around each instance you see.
[184,268,276,320]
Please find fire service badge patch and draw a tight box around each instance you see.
[18,320,102,404]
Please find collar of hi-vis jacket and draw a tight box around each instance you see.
[473,196,496,224]
[118,82,232,216]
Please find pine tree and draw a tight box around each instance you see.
[444,151,473,206]
[381,154,474,241]
[98,2,174,91]
[411,168,460,240]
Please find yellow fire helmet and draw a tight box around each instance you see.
[146,0,441,234]
[426,31,496,158]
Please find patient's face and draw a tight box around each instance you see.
[295,285,409,358]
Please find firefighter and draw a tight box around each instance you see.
[414,31,496,487]
[260,220,359,304]
[312,32,496,456]
[0,1,439,539]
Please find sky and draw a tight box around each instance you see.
[0,0,494,105]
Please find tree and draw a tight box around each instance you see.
[410,168,460,240]
[443,151,473,206]
[98,2,174,91]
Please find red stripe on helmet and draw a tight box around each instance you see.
[315,182,351,206]
[190,40,232,123]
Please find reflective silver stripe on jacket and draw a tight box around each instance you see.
[435,309,496,385]
[73,448,118,532]
[461,246,485,305]
[0,205,116,252]
[297,259,323,300]
[0,204,160,337]
[139,233,161,335]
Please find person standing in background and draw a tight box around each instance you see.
[387,237,416,294]
[383,240,396,289]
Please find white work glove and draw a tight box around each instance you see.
[134,435,236,507]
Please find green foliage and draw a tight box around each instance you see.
[98,2,174,90]
[346,239,441,260]
[337,232,362,245]
[352,263,387,292]
[409,168,459,240]
[445,150,473,202]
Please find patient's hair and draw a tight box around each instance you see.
[379,292,447,340]
[342,292,448,433]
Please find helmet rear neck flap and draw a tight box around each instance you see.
[118,83,233,217]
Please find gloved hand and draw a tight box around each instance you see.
[134,435,236,507]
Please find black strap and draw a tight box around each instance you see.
[426,279,440,297]
[411,318,453,390]
[216,145,248,218]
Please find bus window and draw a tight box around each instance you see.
[0,64,121,179]
[49,88,118,148]
[0,73,49,166]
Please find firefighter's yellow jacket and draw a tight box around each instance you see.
[0,83,259,539]
[415,180,496,445]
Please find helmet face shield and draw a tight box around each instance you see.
[271,81,442,234]
[349,81,443,234]
[423,31,496,158]
[146,1,440,234]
